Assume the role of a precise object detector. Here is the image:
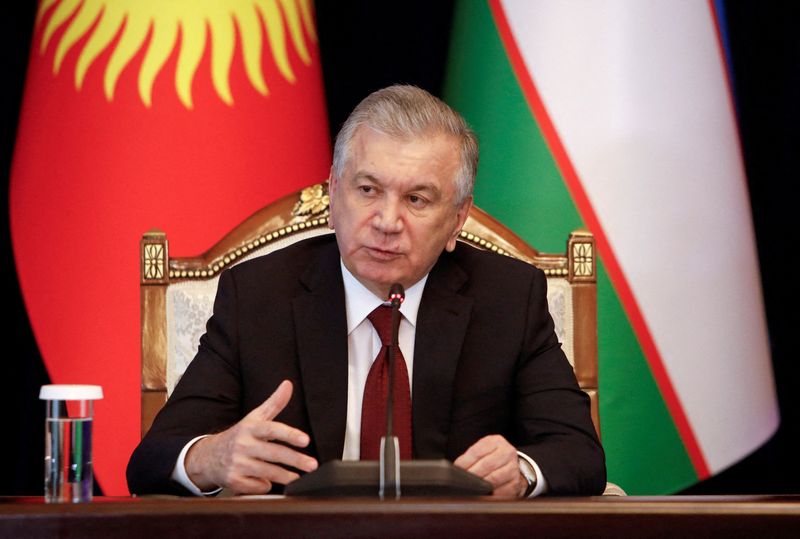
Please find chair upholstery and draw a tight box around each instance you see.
[140,182,600,441]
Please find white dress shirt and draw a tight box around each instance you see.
[171,261,547,496]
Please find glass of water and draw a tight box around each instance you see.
[39,385,103,503]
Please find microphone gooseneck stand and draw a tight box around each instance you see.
[380,283,405,499]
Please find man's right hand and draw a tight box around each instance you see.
[185,380,318,494]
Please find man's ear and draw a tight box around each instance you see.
[327,169,336,230]
[445,196,473,252]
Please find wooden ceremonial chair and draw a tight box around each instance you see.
[139,181,603,472]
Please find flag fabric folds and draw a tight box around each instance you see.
[444,0,778,494]
[10,0,330,495]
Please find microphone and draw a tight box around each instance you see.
[388,283,404,307]
[381,283,405,499]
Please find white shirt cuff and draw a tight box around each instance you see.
[517,451,548,498]
[170,435,223,496]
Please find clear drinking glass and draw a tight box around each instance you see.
[39,385,103,503]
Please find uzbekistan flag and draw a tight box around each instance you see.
[444,0,778,493]
[10,0,330,495]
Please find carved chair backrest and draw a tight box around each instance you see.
[140,183,598,438]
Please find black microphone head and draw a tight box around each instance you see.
[388,283,405,305]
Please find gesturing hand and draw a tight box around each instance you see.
[185,380,318,494]
[453,434,527,498]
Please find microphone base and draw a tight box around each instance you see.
[285,460,492,498]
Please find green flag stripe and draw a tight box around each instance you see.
[443,0,697,493]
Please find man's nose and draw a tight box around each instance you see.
[372,198,404,234]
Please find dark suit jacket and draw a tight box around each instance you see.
[127,235,606,495]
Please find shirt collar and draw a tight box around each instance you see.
[341,260,428,335]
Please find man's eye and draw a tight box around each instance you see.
[359,185,374,194]
[408,194,427,206]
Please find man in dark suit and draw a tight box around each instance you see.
[127,85,606,497]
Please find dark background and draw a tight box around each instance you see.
[2,2,797,495]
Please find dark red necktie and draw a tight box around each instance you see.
[360,305,413,460]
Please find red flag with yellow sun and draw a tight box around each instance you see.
[10,0,330,495]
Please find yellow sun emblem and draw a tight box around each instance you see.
[37,0,317,109]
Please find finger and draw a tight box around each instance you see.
[250,420,311,449]
[480,458,520,489]
[453,452,475,471]
[257,461,302,486]
[226,424,316,471]
[250,380,294,421]
[453,435,503,470]
[228,474,273,495]
[248,440,318,473]
[453,437,491,470]
[235,456,302,487]
[466,445,514,480]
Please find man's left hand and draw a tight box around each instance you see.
[453,435,527,498]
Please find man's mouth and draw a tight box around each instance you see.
[365,246,402,260]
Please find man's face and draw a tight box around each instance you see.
[329,127,472,299]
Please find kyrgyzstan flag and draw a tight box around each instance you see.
[444,0,778,494]
[10,0,330,495]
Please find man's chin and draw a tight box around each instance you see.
[350,266,405,298]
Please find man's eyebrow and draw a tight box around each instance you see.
[408,182,442,200]
[349,172,380,184]
[409,182,438,193]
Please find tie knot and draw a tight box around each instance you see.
[367,305,394,345]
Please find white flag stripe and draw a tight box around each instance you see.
[502,0,778,472]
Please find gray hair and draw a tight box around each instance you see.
[331,85,478,204]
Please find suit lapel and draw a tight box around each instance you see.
[412,252,473,458]
[292,242,349,462]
